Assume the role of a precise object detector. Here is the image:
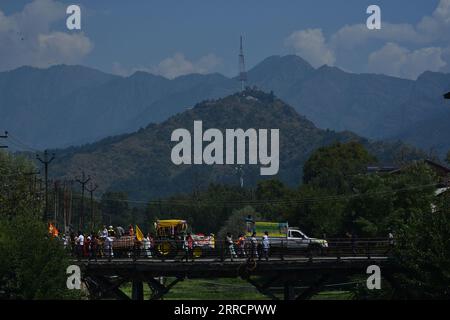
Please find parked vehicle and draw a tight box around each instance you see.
[246,221,328,255]
[153,219,214,258]
[153,219,187,258]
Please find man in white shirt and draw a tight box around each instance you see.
[105,235,114,259]
[250,232,259,260]
[77,232,84,258]
[262,231,270,261]
[101,226,108,239]
[78,233,84,245]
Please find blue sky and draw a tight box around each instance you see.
[0,0,447,79]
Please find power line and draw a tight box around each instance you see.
[92,182,438,207]
[3,139,37,153]
[6,133,39,152]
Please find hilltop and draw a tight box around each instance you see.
[48,90,425,200]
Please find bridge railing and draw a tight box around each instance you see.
[67,237,392,262]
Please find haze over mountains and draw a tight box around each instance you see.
[1,55,449,156]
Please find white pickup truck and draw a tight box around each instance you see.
[281,227,328,250]
[246,221,328,253]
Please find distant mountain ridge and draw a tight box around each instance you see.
[1,55,449,155]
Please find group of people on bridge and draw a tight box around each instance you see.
[61,225,156,260]
[179,230,271,262]
[57,225,273,262]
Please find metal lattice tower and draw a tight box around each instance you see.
[239,35,247,91]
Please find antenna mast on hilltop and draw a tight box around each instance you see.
[239,35,247,91]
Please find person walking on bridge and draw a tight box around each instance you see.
[183,232,194,262]
[104,234,114,259]
[76,231,84,259]
[143,233,153,258]
[116,226,125,238]
[101,225,108,239]
[236,234,246,258]
[83,234,91,257]
[388,230,395,253]
[226,232,237,261]
[262,231,270,261]
[249,232,258,260]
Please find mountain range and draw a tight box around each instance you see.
[48,90,424,200]
[1,55,449,156]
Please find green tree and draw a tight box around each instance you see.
[347,163,437,237]
[0,151,81,299]
[256,179,288,200]
[303,141,376,193]
[285,142,376,237]
[391,204,450,299]
[255,179,293,221]
[0,151,41,217]
[295,185,348,237]
[0,212,81,299]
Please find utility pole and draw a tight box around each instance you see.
[36,150,55,221]
[63,180,74,234]
[76,171,90,231]
[0,131,7,149]
[86,182,98,232]
[53,180,60,228]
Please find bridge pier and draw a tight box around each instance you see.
[296,274,330,300]
[147,277,184,300]
[283,282,296,300]
[84,275,130,300]
[131,280,144,300]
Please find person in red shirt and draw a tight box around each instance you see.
[236,234,246,258]
[83,235,91,258]
[183,233,194,262]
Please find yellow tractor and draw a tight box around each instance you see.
[154,219,187,258]
[154,219,214,259]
